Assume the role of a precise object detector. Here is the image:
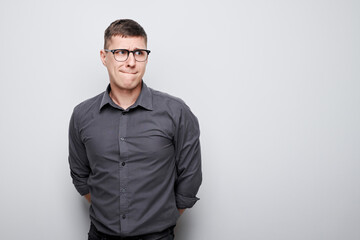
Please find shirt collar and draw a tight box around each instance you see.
[99,81,153,111]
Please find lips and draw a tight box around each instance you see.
[120,70,137,74]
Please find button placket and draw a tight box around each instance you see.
[118,111,129,231]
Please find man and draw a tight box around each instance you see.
[68,19,202,240]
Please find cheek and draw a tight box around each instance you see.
[110,63,121,72]
[139,64,147,74]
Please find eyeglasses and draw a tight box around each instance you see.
[104,49,151,62]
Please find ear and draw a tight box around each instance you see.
[100,49,107,66]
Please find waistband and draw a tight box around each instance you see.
[89,222,175,240]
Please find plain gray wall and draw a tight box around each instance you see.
[0,0,359,239]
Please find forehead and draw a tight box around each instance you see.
[108,36,147,49]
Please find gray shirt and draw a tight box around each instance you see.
[68,82,202,237]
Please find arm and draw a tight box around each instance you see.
[174,105,202,211]
[84,193,91,203]
[68,109,91,197]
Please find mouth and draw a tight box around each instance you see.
[120,70,137,74]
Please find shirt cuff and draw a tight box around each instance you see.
[175,193,200,209]
[73,182,89,196]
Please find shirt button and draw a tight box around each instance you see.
[121,162,126,166]
[122,112,126,115]
[120,137,125,141]
[122,215,126,219]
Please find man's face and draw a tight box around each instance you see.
[100,36,148,93]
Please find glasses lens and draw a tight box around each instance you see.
[114,50,129,62]
[133,50,148,62]
[111,49,149,62]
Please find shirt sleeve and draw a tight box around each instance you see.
[174,104,202,209]
[68,109,91,196]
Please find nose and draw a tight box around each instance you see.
[126,52,136,67]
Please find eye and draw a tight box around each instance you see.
[114,50,128,56]
[134,50,144,56]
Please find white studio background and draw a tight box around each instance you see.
[0,0,359,239]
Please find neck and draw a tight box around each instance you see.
[109,83,142,110]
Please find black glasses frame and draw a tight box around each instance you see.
[104,49,151,62]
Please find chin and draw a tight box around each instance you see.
[115,80,142,90]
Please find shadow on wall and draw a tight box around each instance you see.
[174,213,195,240]
[80,199,91,232]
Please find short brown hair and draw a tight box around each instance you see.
[104,19,147,49]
